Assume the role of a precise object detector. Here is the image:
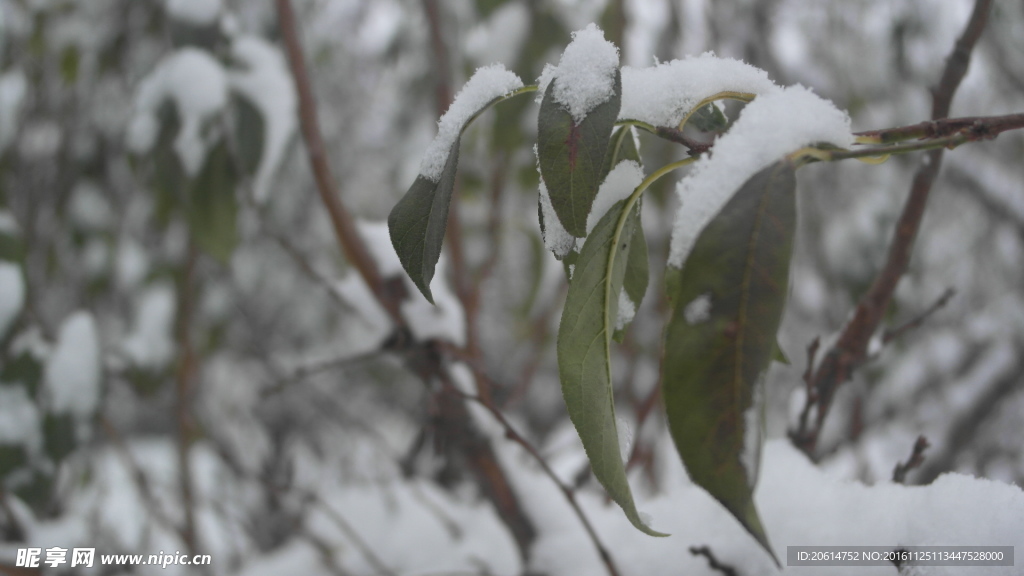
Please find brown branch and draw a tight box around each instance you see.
[791,0,992,457]
[174,243,200,556]
[449,386,623,576]
[690,545,740,576]
[854,113,1024,144]
[882,288,955,345]
[274,0,401,324]
[892,435,930,484]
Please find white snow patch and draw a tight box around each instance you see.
[586,160,644,234]
[228,36,297,203]
[741,376,765,488]
[419,65,523,182]
[165,0,221,26]
[615,416,633,464]
[121,283,176,370]
[116,236,149,290]
[537,23,619,124]
[539,179,576,258]
[44,311,101,417]
[615,288,636,332]
[0,262,25,337]
[0,385,40,448]
[0,210,19,235]
[619,53,780,127]
[669,86,852,268]
[127,48,229,176]
[683,292,712,324]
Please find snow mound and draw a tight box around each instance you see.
[537,23,620,124]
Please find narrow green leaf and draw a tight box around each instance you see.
[187,141,239,264]
[388,140,460,303]
[604,126,641,176]
[538,70,621,237]
[663,161,797,565]
[232,93,265,177]
[558,198,666,537]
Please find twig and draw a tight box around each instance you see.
[882,288,956,345]
[274,0,401,324]
[100,416,190,544]
[689,545,740,576]
[853,113,1024,144]
[174,243,200,556]
[790,0,992,457]
[892,435,930,484]
[448,385,623,576]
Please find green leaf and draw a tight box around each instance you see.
[388,140,460,303]
[663,161,797,565]
[232,93,265,177]
[538,69,621,237]
[688,102,729,133]
[186,141,239,264]
[557,198,666,537]
[43,413,76,461]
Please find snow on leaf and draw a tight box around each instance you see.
[619,54,780,128]
[228,36,297,204]
[669,85,852,268]
[419,65,524,182]
[537,23,620,125]
[44,311,101,418]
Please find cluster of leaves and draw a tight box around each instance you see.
[389,29,814,563]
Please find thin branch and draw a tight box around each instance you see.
[174,243,200,556]
[100,417,189,542]
[882,288,955,345]
[274,0,401,324]
[449,386,622,576]
[689,545,740,576]
[791,0,992,456]
[892,435,930,484]
[853,113,1024,144]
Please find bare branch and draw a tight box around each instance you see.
[690,545,740,576]
[882,288,956,345]
[273,0,401,324]
[791,0,992,457]
[449,384,623,576]
[892,435,931,484]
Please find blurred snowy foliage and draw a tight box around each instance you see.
[0,0,1022,574]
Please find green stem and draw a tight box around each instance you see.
[604,156,698,334]
[789,131,976,165]
[462,84,539,130]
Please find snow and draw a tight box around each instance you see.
[0,262,24,337]
[0,385,40,448]
[127,48,229,176]
[668,86,853,268]
[586,160,644,235]
[619,53,780,127]
[419,65,523,182]
[165,0,221,26]
[615,289,636,332]
[44,311,101,418]
[683,292,712,324]
[742,377,765,488]
[116,236,149,289]
[486,433,1024,575]
[228,37,297,203]
[121,283,176,370]
[537,23,620,124]
[538,179,576,258]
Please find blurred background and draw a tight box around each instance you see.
[0,0,1022,574]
